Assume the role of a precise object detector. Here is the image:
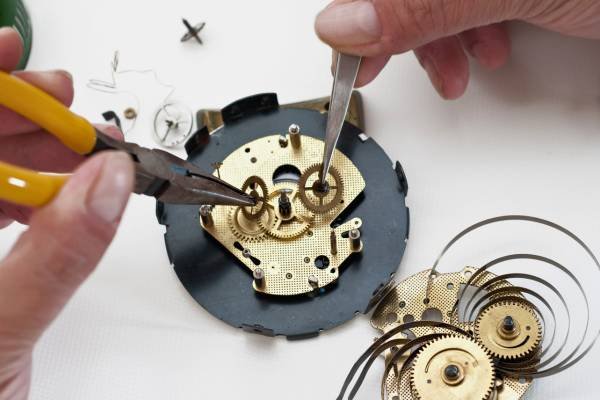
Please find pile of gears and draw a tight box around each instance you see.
[337,216,599,400]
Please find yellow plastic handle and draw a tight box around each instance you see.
[0,71,96,154]
[0,161,68,207]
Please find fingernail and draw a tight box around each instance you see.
[421,57,445,97]
[316,1,382,45]
[54,69,73,82]
[96,124,124,141]
[87,153,133,224]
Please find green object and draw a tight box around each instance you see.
[0,0,32,69]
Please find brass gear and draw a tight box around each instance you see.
[257,184,314,240]
[240,176,268,220]
[474,300,542,361]
[410,335,495,400]
[298,164,344,214]
[227,206,272,243]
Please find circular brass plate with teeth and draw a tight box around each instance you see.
[298,164,344,214]
[474,300,542,361]
[411,335,496,400]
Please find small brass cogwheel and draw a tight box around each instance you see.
[257,185,314,240]
[240,176,268,220]
[227,206,271,243]
[410,335,495,400]
[298,164,344,214]
[474,300,542,361]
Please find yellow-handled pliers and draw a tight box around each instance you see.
[0,71,255,208]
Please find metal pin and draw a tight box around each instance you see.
[200,205,214,226]
[330,230,338,255]
[242,249,252,258]
[349,228,361,251]
[211,162,223,179]
[279,134,289,148]
[288,124,301,149]
[253,268,265,287]
[308,275,319,288]
[279,191,292,218]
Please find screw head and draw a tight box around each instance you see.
[199,205,213,216]
[349,229,361,240]
[278,135,289,147]
[444,364,461,381]
[253,268,264,280]
[288,124,300,134]
[502,316,516,332]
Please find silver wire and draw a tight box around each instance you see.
[87,51,177,135]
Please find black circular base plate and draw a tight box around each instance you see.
[156,106,409,339]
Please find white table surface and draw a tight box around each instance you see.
[2,0,600,399]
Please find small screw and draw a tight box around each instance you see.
[349,228,361,251]
[242,249,252,258]
[308,275,319,288]
[199,205,214,226]
[253,268,265,287]
[279,135,289,148]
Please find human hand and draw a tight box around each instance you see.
[315,0,600,99]
[0,27,134,399]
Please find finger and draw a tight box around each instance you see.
[330,50,391,88]
[0,70,74,136]
[0,124,124,173]
[0,27,23,71]
[0,152,134,346]
[459,23,511,70]
[356,55,391,87]
[414,36,470,100]
[0,125,125,226]
[0,202,31,225]
[315,0,524,56]
[0,218,12,229]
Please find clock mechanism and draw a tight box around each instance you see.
[157,93,410,339]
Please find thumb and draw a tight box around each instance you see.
[0,152,133,349]
[315,0,523,56]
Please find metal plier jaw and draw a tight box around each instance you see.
[94,132,256,206]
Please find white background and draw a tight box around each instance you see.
[1,0,600,399]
